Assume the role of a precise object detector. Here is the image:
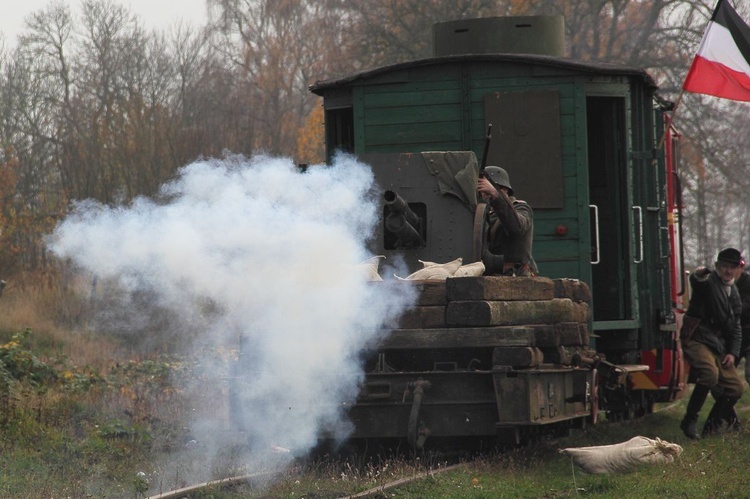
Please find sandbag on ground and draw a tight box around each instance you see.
[559,436,683,474]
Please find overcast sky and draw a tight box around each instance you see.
[1,0,210,48]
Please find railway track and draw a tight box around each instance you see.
[146,472,271,499]
[146,401,683,498]
[145,461,466,499]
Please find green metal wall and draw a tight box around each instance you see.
[346,60,618,285]
[314,53,674,358]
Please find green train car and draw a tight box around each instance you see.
[306,16,686,447]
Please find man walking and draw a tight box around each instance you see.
[680,248,745,439]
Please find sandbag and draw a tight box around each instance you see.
[559,436,683,474]
[396,257,463,280]
[396,266,453,281]
[453,261,485,277]
[359,255,385,281]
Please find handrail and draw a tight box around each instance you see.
[589,204,600,264]
[632,205,643,264]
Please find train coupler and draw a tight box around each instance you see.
[574,354,629,389]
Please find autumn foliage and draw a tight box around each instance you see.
[0,159,20,276]
[0,0,740,276]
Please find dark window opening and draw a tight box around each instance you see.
[325,107,354,159]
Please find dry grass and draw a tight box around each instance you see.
[5,269,750,498]
[0,269,244,497]
[0,269,123,369]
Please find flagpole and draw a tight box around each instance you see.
[658,86,686,150]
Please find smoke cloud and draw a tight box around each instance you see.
[48,153,415,478]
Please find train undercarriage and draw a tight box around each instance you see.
[334,276,655,450]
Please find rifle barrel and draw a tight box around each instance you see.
[480,123,493,175]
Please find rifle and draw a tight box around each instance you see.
[479,123,492,177]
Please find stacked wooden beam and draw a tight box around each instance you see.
[377,276,594,368]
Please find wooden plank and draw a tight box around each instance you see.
[362,69,462,89]
[580,323,590,345]
[553,279,592,303]
[530,324,560,348]
[492,347,543,368]
[540,345,575,365]
[366,141,465,153]
[376,326,536,349]
[366,103,463,126]
[529,323,591,347]
[556,322,585,345]
[416,281,448,305]
[371,280,447,306]
[446,298,590,327]
[364,88,462,108]
[394,306,446,329]
[445,276,555,302]
[411,281,447,306]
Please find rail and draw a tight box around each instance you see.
[144,462,466,499]
[145,472,270,499]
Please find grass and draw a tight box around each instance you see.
[2,270,750,498]
[217,395,749,498]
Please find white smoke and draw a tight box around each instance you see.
[48,153,415,474]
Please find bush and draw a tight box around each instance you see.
[0,328,57,388]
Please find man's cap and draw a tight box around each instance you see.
[717,247,743,266]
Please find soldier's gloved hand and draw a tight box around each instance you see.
[477,177,499,201]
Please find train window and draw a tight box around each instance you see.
[325,107,354,158]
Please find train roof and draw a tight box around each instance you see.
[309,53,658,95]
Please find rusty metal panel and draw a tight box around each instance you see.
[484,90,564,209]
[358,152,477,274]
[492,367,591,425]
[347,371,499,438]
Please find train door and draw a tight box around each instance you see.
[586,96,636,325]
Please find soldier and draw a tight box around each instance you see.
[679,248,745,439]
[476,166,537,276]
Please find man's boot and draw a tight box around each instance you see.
[707,382,742,429]
[702,399,727,437]
[680,384,709,440]
[702,396,739,436]
[723,399,741,430]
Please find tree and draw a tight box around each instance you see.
[296,99,324,165]
[206,0,355,158]
[1,0,749,276]
[343,0,503,67]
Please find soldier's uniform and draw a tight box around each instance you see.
[481,166,537,276]
[680,248,745,439]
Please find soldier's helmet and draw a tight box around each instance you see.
[484,166,514,196]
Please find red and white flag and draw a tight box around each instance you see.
[683,0,750,102]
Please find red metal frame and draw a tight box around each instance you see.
[634,120,688,402]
